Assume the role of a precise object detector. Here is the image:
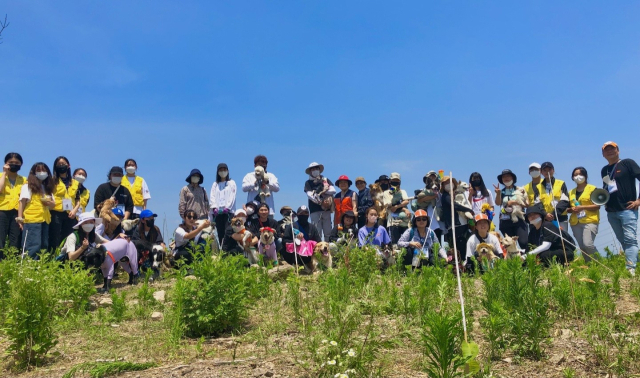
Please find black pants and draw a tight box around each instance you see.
[49,210,75,252]
[389,226,408,244]
[281,249,313,268]
[0,209,21,255]
[446,224,470,263]
[499,218,528,250]
[214,213,230,243]
[539,249,574,267]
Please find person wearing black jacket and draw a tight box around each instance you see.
[328,210,358,243]
[440,176,473,263]
[539,162,571,231]
[355,177,373,229]
[601,141,640,275]
[247,203,279,246]
[281,206,321,268]
[525,203,574,267]
[94,166,134,219]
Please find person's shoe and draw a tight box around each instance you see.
[630,268,636,277]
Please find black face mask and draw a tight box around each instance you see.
[55,165,68,174]
[146,219,155,228]
[297,215,309,225]
[471,180,482,188]
[380,183,389,191]
[8,164,21,173]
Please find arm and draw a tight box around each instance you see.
[325,182,336,196]
[358,228,367,246]
[351,192,358,215]
[528,241,551,256]
[209,182,217,209]
[242,173,256,193]
[267,173,280,192]
[178,187,186,218]
[184,221,209,240]
[17,198,27,230]
[328,226,340,243]
[465,237,475,262]
[397,228,412,248]
[0,170,6,189]
[68,235,89,261]
[226,181,237,210]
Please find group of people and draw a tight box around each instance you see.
[1,141,639,276]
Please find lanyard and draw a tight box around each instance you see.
[608,161,620,180]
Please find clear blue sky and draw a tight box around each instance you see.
[2,1,639,251]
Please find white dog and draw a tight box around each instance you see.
[454,182,474,223]
[254,166,271,203]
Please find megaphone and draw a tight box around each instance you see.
[590,188,610,205]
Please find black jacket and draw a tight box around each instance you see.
[94,182,134,214]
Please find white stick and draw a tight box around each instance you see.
[290,217,299,275]
[543,226,614,274]
[449,171,468,342]
[21,229,28,261]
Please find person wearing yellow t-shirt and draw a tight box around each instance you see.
[49,156,80,251]
[16,163,56,259]
[122,159,151,219]
[567,167,601,263]
[0,152,26,253]
[72,168,91,216]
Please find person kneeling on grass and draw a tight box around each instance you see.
[525,203,575,267]
[465,214,504,273]
[58,212,108,262]
[173,209,209,266]
[358,207,394,265]
[397,209,445,269]
[328,210,358,252]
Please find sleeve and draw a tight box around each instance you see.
[123,188,134,213]
[130,227,141,241]
[310,225,321,242]
[528,241,551,256]
[381,228,391,244]
[541,226,559,244]
[19,185,31,200]
[328,225,340,242]
[226,181,237,209]
[325,180,336,196]
[62,233,77,255]
[267,173,280,192]
[174,227,186,246]
[628,159,640,181]
[142,179,151,200]
[305,181,320,203]
[247,220,260,237]
[155,227,164,244]
[487,192,495,206]
[282,224,294,244]
[209,182,217,209]
[96,232,108,244]
[242,173,256,192]
[93,185,106,209]
[397,228,412,248]
[178,187,186,218]
[358,228,367,246]
[465,236,476,261]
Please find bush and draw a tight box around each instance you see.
[170,253,269,338]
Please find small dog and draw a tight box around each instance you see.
[476,242,498,261]
[508,187,527,223]
[415,176,438,210]
[501,235,522,259]
[454,182,474,222]
[121,218,139,232]
[98,198,120,235]
[368,183,387,220]
[312,241,333,270]
[84,239,140,293]
[254,166,271,203]
[257,227,278,263]
[231,217,256,263]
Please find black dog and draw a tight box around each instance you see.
[132,240,164,281]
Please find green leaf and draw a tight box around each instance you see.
[465,359,481,374]
[461,341,479,359]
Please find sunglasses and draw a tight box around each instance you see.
[185,215,197,220]
[415,217,428,222]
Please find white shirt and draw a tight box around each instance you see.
[465,232,503,261]
[471,191,495,215]
[61,230,108,255]
[210,180,237,211]
[242,171,280,215]
[20,185,55,204]
[174,226,202,250]
[127,176,151,215]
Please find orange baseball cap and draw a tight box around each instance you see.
[474,214,489,223]
[414,209,428,218]
[602,141,618,150]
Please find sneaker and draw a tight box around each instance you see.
[630,268,636,277]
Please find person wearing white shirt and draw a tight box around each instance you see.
[465,213,504,272]
[123,159,151,217]
[210,163,237,242]
[241,155,280,217]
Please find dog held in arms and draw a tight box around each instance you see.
[231,216,256,263]
[257,227,278,263]
[454,182,474,224]
[254,165,271,203]
[97,198,139,234]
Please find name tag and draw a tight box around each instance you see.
[116,204,125,213]
[577,211,587,219]
[500,213,511,221]
[607,180,618,194]
[62,199,73,211]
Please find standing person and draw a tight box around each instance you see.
[523,163,543,207]
[355,177,373,229]
[121,159,151,219]
[179,169,209,220]
[242,155,280,217]
[374,175,390,227]
[72,168,90,215]
[333,175,357,233]
[468,172,495,216]
[0,153,26,254]
[94,167,134,220]
[539,162,571,231]
[525,203,574,267]
[397,210,444,268]
[16,163,56,259]
[600,141,640,275]
[567,167,601,263]
[382,173,410,244]
[304,162,336,241]
[495,169,528,250]
[49,156,80,251]
[210,163,236,242]
[440,176,473,263]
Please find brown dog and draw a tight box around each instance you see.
[98,198,120,235]
[501,235,522,259]
[476,242,498,261]
[368,183,387,220]
[312,241,333,270]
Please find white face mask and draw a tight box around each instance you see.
[126,167,136,174]
[531,217,542,226]
[111,176,122,185]
[219,171,228,178]
[368,215,378,224]
[81,223,95,232]
[573,175,585,184]
[74,175,86,184]
[191,176,200,184]
[36,172,48,181]
[444,184,451,192]
[530,170,541,178]
[246,207,255,215]
[311,169,320,178]
[503,180,513,187]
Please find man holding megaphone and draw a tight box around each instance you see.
[601,141,640,276]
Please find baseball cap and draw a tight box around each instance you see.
[296,205,310,215]
[112,208,124,217]
[529,162,541,170]
[540,162,554,170]
[602,141,618,150]
[139,209,157,219]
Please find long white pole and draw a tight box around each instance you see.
[449,171,468,343]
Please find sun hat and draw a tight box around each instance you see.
[374,175,389,183]
[525,203,546,218]
[279,206,293,216]
[497,169,517,185]
[305,162,324,175]
[73,212,103,229]
[336,175,352,186]
[185,169,204,184]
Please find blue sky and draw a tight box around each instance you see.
[2,1,639,250]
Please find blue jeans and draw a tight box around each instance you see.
[21,222,49,260]
[607,210,639,269]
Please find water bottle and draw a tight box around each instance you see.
[412,250,420,267]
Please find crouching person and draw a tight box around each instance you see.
[173,210,209,266]
[397,210,444,269]
[80,238,140,293]
[465,214,503,273]
[358,207,394,266]
[282,206,322,271]
[328,210,358,253]
[58,212,108,262]
[525,204,575,267]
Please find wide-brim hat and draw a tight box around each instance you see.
[525,203,546,218]
[305,162,324,175]
[74,212,103,229]
[186,169,204,184]
[374,175,389,183]
[280,206,293,216]
[497,169,517,185]
[336,175,352,186]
